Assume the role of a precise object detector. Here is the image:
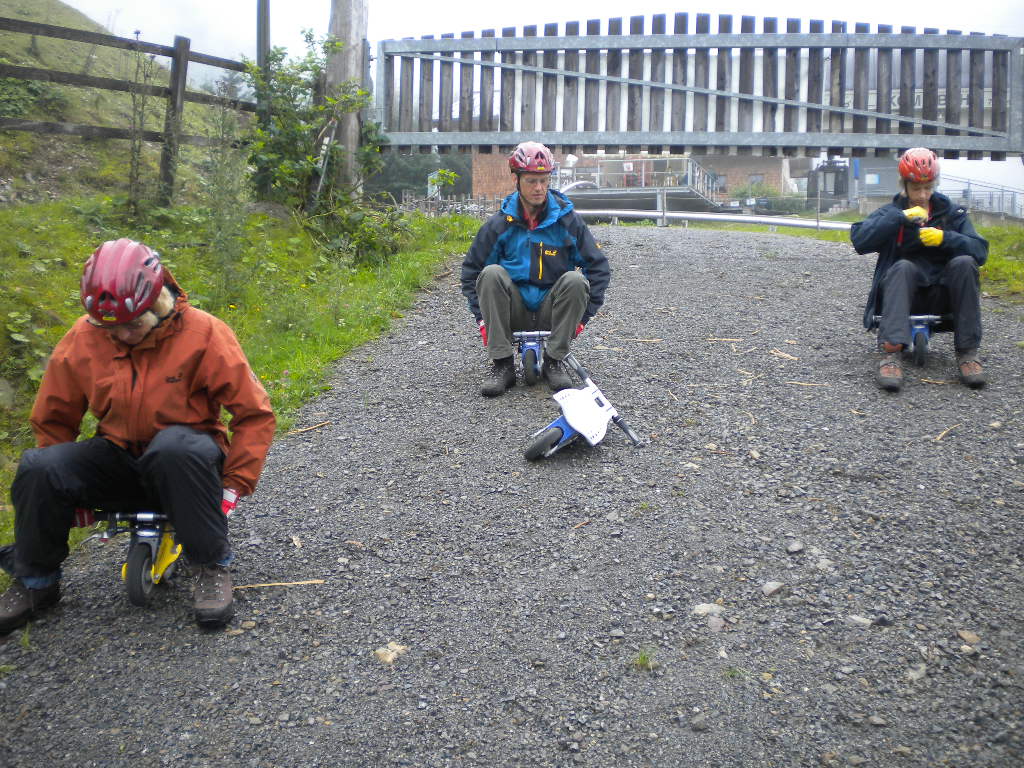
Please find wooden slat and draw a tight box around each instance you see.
[783,18,801,157]
[583,19,600,132]
[692,14,710,133]
[604,18,623,152]
[459,31,474,136]
[991,37,1008,161]
[669,12,688,154]
[383,52,395,129]
[479,31,494,133]
[875,24,893,157]
[805,20,824,157]
[761,17,778,155]
[438,32,454,137]
[542,23,558,134]
[0,117,215,145]
[500,28,516,132]
[714,15,732,155]
[648,14,666,153]
[521,25,537,133]
[828,20,847,156]
[968,32,985,159]
[943,30,962,159]
[627,15,644,152]
[921,28,939,137]
[562,21,580,149]
[417,35,435,152]
[399,48,414,133]
[899,26,917,135]
[736,16,755,155]
[852,23,870,157]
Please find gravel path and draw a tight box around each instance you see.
[1,226,1022,767]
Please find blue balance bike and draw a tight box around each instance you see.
[513,330,550,385]
[524,352,642,460]
[873,313,949,366]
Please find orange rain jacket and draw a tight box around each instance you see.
[30,277,275,496]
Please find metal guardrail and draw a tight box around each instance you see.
[575,208,852,231]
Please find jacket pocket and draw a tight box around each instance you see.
[530,241,570,287]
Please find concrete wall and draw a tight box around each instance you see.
[689,155,790,195]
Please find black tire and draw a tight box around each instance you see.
[912,332,927,367]
[126,541,156,606]
[523,348,539,385]
[524,427,563,461]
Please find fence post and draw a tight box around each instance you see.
[158,35,190,206]
[255,0,271,199]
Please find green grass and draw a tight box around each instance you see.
[0,199,477,568]
[631,648,658,672]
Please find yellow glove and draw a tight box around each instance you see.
[919,227,944,247]
[903,206,928,223]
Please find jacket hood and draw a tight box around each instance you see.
[500,189,575,226]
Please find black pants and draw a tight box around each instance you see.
[878,254,982,353]
[4,426,227,585]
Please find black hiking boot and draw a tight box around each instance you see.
[542,357,573,391]
[481,357,515,397]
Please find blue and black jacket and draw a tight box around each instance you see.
[850,190,988,329]
[461,189,611,324]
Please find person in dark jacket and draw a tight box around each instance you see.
[850,147,988,391]
[461,142,611,396]
[0,239,276,634]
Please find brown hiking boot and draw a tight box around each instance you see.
[876,343,904,392]
[0,579,60,635]
[481,356,515,397]
[956,350,986,389]
[193,565,234,625]
[542,357,574,391]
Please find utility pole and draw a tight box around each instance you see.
[326,0,368,191]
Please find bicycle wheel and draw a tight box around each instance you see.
[126,541,156,606]
[523,348,539,385]
[524,427,563,461]
[912,331,927,367]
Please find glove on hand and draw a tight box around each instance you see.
[222,488,239,517]
[574,323,585,339]
[73,508,95,528]
[919,227,944,247]
[478,320,487,347]
[903,205,928,224]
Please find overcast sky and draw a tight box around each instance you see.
[60,0,1024,187]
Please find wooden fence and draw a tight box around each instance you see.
[375,13,1024,160]
[0,17,261,203]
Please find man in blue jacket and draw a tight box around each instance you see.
[461,142,611,397]
[851,148,988,392]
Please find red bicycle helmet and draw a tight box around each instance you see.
[81,238,164,326]
[509,141,554,174]
[898,147,939,183]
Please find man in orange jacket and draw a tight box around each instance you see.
[0,238,275,631]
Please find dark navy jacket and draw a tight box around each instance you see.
[850,190,988,329]
[461,189,611,324]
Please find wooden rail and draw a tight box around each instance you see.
[375,13,1023,160]
[0,16,260,203]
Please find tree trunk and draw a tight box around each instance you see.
[326,0,368,192]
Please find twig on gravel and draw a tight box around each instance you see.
[770,349,799,361]
[786,381,828,387]
[743,411,757,425]
[707,337,743,342]
[934,423,962,442]
[285,421,332,435]
[921,378,948,385]
[622,338,663,343]
[234,579,326,590]
[572,520,591,529]
[667,390,678,401]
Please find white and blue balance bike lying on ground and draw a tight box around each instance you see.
[523,351,643,460]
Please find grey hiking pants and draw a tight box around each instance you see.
[877,254,982,353]
[476,264,590,362]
